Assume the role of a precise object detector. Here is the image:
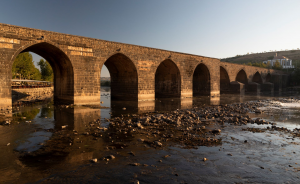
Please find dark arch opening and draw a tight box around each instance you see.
[252,72,263,84]
[103,53,138,100]
[193,63,210,96]
[266,73,271,82]
[13,42,74,104]
[235,70,248,84]
[220,66,230,93]
[155,59,181,98]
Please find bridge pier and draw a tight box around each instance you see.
[247,82,260,94]
[272,74,282,92]
[261,82,274,93]
[230,81,245,95]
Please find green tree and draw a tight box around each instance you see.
[12,52,41,80]
[266,61,272,69]
[273,60,282,70]
[38,59,53,81]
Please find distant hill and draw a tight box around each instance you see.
[221,50,300,66]
[101,77,110,81]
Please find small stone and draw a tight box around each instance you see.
[203,157,207,161]
[134,180,140,184]
[130,163,140,166]
[122,107,126,110]
[212,129,221,134]
[227,153,232,156]
[91,158,97,163]
[137,138,144,142]
[155,141,162,147]
[128,151,135,156]
[7,143,10,146]
[244,140,247,143]
[255,110,262,114]
[61,125,68,129]
[108,155,115,159]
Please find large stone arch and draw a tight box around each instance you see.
[10,41,74,104]
[235,69,248,84]
[252,71,263,84]
[220,66,230,93]
[265,73,271,83]
[155,59,181,98]
[102,53,138,100]
[193,63,210,96]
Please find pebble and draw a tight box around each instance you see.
[91,158,97,163]
[155,141,162,147]
[130,163,140,166]
[61,125,68,129]
[108,155,115,159]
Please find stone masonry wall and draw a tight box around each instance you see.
[0,23,288,110]
[12,87,53,102]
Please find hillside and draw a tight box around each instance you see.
[221,50,300,66]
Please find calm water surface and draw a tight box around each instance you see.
[1,87,300,183]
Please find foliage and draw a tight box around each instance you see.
[101,81,111,86]
[272,60,282,70]
[13,108,40,121]
[12,52,41,80]
[38,59,53,81]
[267,56,274,60]
[39,107,54,118]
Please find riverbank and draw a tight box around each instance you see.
[2,96,300,183]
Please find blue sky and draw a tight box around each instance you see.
[1,0,300,77]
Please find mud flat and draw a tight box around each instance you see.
[1,97,300,183]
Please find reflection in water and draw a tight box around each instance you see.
[1,87,300,183]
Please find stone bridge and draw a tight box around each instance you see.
[0,23,286,110]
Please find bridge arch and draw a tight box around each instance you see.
[235,69,248,84]
[252,71,263,84]
[193,63,210,96]
[265,73,271,82]
[220,66,230,93]
[155,59,181,98]
[10,41,74,104]
[102,53,138,100]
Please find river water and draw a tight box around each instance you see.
[1,87,300,183]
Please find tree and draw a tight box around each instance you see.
[12,52,41,80]
[273,60,282,70]
[38,59,53,81]
[266,61,272,69]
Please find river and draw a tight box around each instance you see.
[1,87,300,183]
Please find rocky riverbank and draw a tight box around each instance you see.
[3,97,300,183]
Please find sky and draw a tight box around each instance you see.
[1,0,300,77]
